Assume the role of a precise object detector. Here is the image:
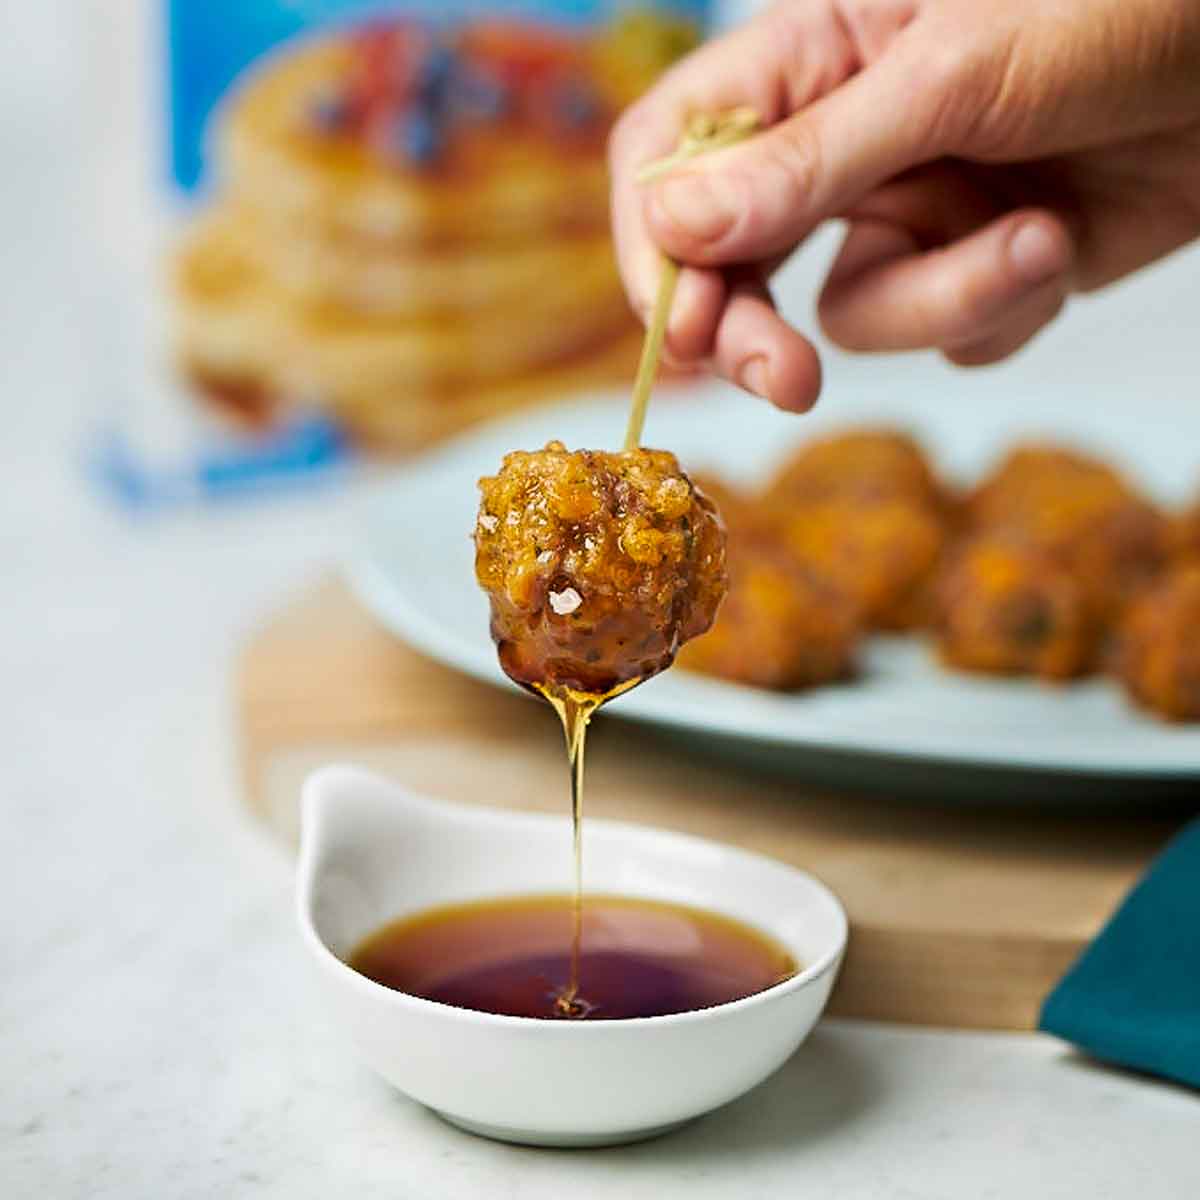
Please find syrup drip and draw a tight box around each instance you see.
[535,677,641,1017]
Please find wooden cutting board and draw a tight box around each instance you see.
[238,576,1184,1031]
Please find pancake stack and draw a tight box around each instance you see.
[172,14,694,449]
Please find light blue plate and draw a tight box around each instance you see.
[347,373,1200,800]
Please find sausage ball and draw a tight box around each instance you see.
[676,541,859,690]
[474,441,727,696]
[1171,499,1200,564]
[966,445,1128,527]
[766,429,944,511]
[1114,565,1200,721]
[769,497,947,631]
[966,444,1169,621]
[934,535,1097,680]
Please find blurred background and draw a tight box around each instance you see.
[5,4,1200,1194]
[7,0,1198,816]
[7,0,1200,785]
[10,0,1197,510]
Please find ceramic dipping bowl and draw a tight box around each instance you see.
[297,765,847,1147]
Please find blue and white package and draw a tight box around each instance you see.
[95,1,711,510]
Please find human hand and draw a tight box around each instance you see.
[609,0,1200,411]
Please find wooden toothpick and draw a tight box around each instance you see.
[623,107,760,453]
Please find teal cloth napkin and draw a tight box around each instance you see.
[1039,818,1200,1090]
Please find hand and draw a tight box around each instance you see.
[609,0,1200,411]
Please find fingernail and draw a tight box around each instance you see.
[736,355,770,398]
[1009,221,1067,286]
[655,172,735,243]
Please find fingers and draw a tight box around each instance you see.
[943,284,1066,366]
[658,265,725,363]
[709,276,822,413]
[1063,136,1200,292]
[609,0,876,351]
[846,161,1001,248]
[818,209,1074,353]
[609,25,792,349]
[639,29,955,270]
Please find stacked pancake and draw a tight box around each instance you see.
[172,14,695,449]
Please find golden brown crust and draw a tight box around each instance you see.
[768,497,948,631]
[766,429,944,511]
[965,444,1169,623]
[934,535,1097,681]
[474,442,726,694]
[1171,500,1200,564]
[1114,565,1200,720]
[677,543,858,691]
[966,445,1127,527]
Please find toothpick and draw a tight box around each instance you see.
[633,106,760,186]
[623,107,760,453]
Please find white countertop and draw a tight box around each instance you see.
[6,489,1200,1199]
[3,6,1198,1197]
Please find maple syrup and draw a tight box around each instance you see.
[348,893,797,1020]
[533,680,638,1013]
[346,679,797,1020]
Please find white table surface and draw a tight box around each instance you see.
[3,5,1198,1198]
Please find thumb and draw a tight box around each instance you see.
[643,42,959,266]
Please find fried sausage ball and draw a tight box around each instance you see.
[966,445,1126,526]
[768,498,947,631]
[934,535,1097,680]
[1171,499,1200,564]
[676,541,859,690]
[474,441,727,696]
[1114,565,1200,721]
[766,429,943,511]
[966,444,1169,621]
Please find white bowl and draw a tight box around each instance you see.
[296,766,848,1147]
